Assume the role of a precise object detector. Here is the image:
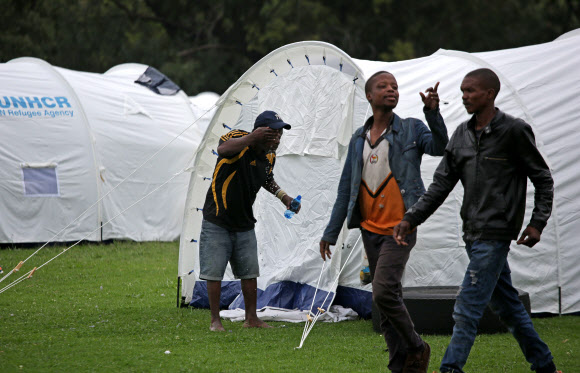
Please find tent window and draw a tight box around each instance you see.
[21,165,60,197]
[134,66,181,96]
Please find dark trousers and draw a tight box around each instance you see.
[362,229,423,373]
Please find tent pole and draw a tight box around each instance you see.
[176,276,181,308]
[558,287,562,316]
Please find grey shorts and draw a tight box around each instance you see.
[198,219,260,281]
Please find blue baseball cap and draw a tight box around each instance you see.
[254,110,291,130]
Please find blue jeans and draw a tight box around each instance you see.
[440,240,554,373]
[198,220,259,281]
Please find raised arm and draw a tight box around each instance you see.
[217,127,277,157]
[416,82,449,156]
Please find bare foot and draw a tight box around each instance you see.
[210,319,226,332]
[242,318,272,328]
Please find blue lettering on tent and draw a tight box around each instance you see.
[10,97,27,108]
[55,97,71,108]
[26,96,43,108]
[41,97,56,108]
[0,96,71,109]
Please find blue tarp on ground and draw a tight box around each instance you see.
[189,280,372,319]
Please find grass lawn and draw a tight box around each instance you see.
[0,242,578,372]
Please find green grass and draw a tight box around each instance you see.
[0,242,578,372]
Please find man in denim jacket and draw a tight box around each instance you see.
[320,71,449,373]
[394,68,558,373]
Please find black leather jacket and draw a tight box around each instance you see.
[404,109,553,241]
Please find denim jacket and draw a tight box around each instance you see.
[321,109,448,244]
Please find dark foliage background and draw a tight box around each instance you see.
[1,0,578,95]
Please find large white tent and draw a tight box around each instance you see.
[179,31,580,316]
[0,58,215,243]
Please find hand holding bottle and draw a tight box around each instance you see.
[284,195,302,219]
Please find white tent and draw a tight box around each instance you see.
[179,31,580,316]
[0,58,214,243]
[189,91,221,111]
[179,42,370,315]
[189,92,220,135]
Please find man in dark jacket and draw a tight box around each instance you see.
[394,68,558,373]
[320,71,449,373]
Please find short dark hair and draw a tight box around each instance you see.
[465,68,501,98]
[365,71,393,95]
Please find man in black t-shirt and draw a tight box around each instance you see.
[200,110,300,331]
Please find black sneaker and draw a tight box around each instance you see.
[403,342,431,373]
[535,361,559,373]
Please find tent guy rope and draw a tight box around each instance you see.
[0,170,184,295]
[0,104,216,290]
[296,235,362,349]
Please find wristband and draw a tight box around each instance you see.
[275,189,287,201]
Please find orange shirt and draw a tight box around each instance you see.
[358,130,405,235]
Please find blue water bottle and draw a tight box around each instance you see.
[284,195,302,219]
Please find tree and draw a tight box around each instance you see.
[1,0,578,94]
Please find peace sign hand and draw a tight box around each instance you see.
[420,82,440,111]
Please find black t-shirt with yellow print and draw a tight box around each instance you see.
[202,130,276,232]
